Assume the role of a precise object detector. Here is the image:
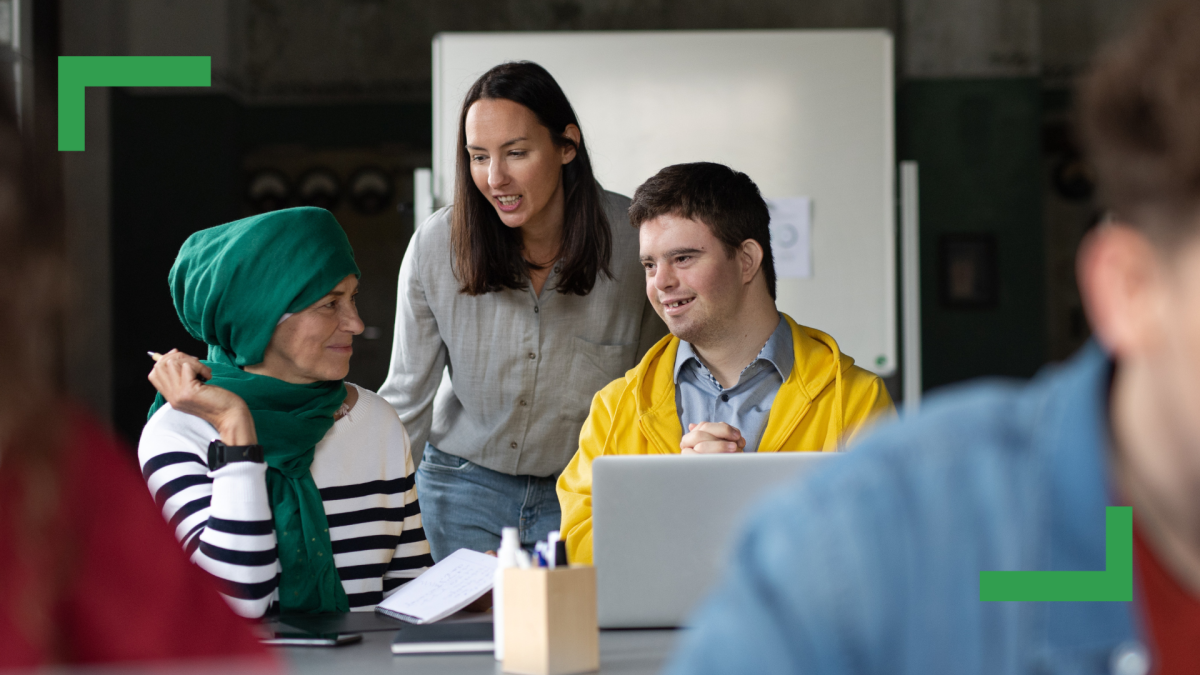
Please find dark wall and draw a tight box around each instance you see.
[110,92,241,444]
[899,78,1046,391]
[109,92,430,444]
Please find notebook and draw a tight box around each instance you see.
[390,622,495,655]
[375,548,497,624]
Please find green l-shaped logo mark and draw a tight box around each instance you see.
[59,56,211,151]
[980,506,1132,601]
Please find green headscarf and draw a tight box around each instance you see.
[148,207,361,613]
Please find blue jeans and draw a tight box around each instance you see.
[416,443,563,562]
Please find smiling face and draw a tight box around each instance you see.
[247,274,363,384]
[464,98,577,233]
[639,213,753,347]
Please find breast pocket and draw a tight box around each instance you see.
[560,337,637,423]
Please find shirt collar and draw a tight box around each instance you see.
[673,314,794,385]
[757,314,794,382]
[672,338,699,384]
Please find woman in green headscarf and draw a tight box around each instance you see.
[138,207,432,618]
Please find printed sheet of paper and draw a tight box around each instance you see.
[767,197,813,279]
[375,548,497,624]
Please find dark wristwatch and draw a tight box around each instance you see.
[207,439,265,471]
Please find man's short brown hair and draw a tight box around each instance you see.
[1080,0,1200,242]
[629,162,775,299]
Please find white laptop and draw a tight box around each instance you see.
[591,452,835,629]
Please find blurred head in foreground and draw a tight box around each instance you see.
[0,100,62,449]
[0,96,271,667]
[0,83,71,650]
[663,2,1200,674]
[1077,0,1200,486]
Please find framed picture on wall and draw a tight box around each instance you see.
[938,233,999,309]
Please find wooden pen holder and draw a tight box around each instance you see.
[501,565,599,675]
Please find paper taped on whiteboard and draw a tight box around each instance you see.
[767,197,812,279]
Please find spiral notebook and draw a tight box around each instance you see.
[375,548,497,624]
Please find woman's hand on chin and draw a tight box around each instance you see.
[148,349,258,446]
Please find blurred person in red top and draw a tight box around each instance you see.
[0,90,273,667]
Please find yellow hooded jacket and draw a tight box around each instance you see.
[556,314,895,564]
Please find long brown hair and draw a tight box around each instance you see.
[0,95,64,454]
[451,61,612,296]
[0,79,70,651]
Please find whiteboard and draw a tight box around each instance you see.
[433,30,896,375]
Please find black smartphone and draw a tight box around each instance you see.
[260,631,363,647]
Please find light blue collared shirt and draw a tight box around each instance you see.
[673,315,794,453]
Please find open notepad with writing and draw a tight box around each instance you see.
[375,548,498,624]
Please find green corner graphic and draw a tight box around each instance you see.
[980,506,1132,602]
[58,56,211,151]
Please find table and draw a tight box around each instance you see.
[280,628,682,675]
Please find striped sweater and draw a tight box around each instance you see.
[138,383,432,618]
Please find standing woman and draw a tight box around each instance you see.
[380,61,667,559]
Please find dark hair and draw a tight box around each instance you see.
[0,91,64,444]
[0,76,70,619]
[1079,0,1200,242]
[629,162,776,299]
[451,61,612,296]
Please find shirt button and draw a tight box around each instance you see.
[534,306,539,313]
[1110,642,1150,675]
[510,442,518,449]
[528,352,536,360]
[721,394,729,402]
[520,399,528,406]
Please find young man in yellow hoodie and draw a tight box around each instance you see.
[557,162,895,564]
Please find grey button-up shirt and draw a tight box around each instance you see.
[379,191,668,477]
[674,315,794,453]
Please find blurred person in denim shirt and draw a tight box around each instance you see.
[666,1,1200,673]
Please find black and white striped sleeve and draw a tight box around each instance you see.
[138,406,280,618]
[382,430,433,594]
